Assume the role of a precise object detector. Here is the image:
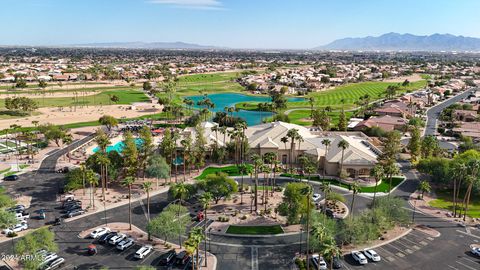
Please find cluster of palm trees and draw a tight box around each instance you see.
[450,159,480,221]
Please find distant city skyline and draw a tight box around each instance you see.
[2,0,480,49]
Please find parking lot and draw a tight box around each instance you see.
[343,229,437,269]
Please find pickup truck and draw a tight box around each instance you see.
[15,212,30,220]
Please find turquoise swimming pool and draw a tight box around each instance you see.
[188,93,304,126]
[93,138,143,153]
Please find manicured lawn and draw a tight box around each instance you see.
[0,89,149,108]
[195,165,253,180]
[286,80,427,110]
[281,174,405,193]
[4,171,19,177]
[175,72,245,95]
[428,189,480,218]
[287,109,354,127]
[226,225,283,235]
[0,167,11,175]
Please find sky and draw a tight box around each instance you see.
[1,0,480,49]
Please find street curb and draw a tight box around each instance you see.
[64,186,170,223]
[342,227,413,255]
[210,229,302,238]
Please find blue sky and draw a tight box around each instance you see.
[2,0,480,49]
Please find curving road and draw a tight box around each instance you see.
[424,88,475,136]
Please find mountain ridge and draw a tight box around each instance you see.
[316,33,480,51]
[71,41,222,49]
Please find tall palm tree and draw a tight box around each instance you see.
[142,182,153,221]
[451,162,467,217]
[369,165,384,209]
[337,139,349,177]
[198,192,212,267]
[184,227,205,270]
[86,170,99,209]
[280,136,289,165]
[122,176,135,230]
[238,164,251,204]
[462,160,480,221]
[383,161,400,196]
[350,181,361,218]
[251,154,263,212]
[321,239,341,270]
[271,160,281,196]
[321,139,331,178]
[172,182,190,205]
[286,129,300,171]
[180,137,192,181]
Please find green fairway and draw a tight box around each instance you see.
[195,165,253,180]
[0,89,149,109]
[175,72,245,95]
[287,109,354,126]
[226,225,283,235]
[0,86,131,95]
[287,80,427,110]
[428,188,480,218]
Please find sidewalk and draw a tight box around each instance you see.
[408,191,478,226]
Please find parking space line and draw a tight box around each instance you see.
[375,246,397,260]
[140,250,156,264]
[251,246,258,270]
[400,235,422,246]
[447,265,459,270]
[391,239,414,251]
[456,260,477,270]
[384,242,407,256]
[460,256,478,264]
[457,230,480,240]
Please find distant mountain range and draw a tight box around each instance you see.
[72,41,220,49]
[316,33,480,52]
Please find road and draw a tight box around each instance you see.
[424,89,474,136]
[2,138,480,269]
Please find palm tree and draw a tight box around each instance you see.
[198,192,212,267]
[300,185,313,269]
[383,161,400,196]
[337,139,349,177]
[251,154,263,212]
[184,227,205,270]
[280,136,289,165]
[122,176,135,230]
[308,97,315,118]
[321,239,341,270]
[238,164,251,204]
[142,182,153,221]
[462,160,480,221]
[86,170,99,209]
[180,137,192,181]
[286,129,299,171]
[321,139,331,178]
[271,160,281,196]
[350,181,361,218]
[171,182,190,205]
[451,163,467,217]
[369,165,384,209]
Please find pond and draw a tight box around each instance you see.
[187,93,304,126]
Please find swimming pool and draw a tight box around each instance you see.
[187,93,304,126]
[92,138,143,153]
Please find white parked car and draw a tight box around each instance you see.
[471,247,480,256]
[108,233,127,245]
[116,238,135,251]
[311,254,327,270]
[134,245,153,259]
[363,249,381,262]
[312,193,322,202]
[43,257,65,270]
[351,250,368,265]
[2,221,28,234]
[89,227,111,239]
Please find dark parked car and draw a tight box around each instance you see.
[175,251,190,266]
[3,175,19,181]
[63,204,82,213]
[62,200,82,208]
[330,255,343,269]
[98,232,117,244]
[158,250,176,266]
[66,209,85,218]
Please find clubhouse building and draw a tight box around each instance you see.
[185,121,381,179]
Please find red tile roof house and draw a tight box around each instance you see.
[453,110,478,122]
[374,100,413,118]
[353,115,408,132]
